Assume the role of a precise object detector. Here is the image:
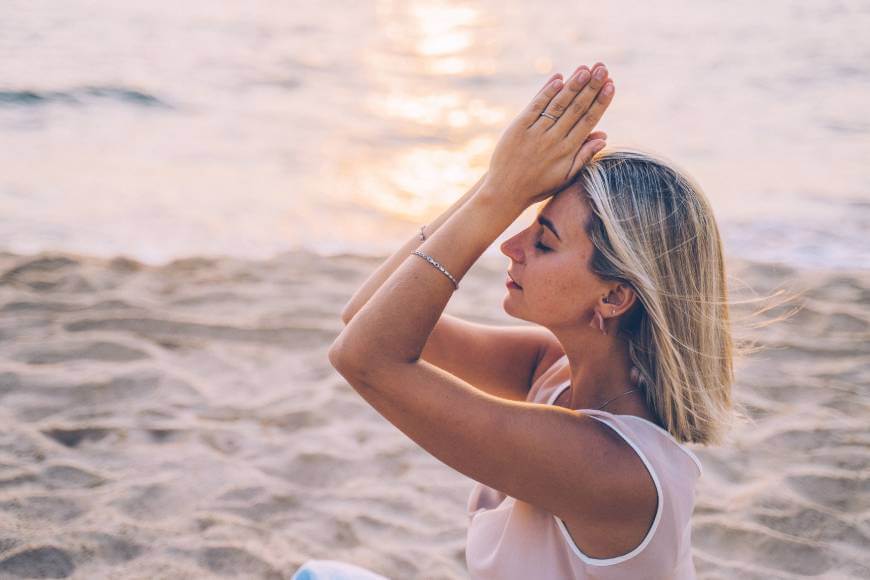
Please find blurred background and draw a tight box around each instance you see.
[2,0,868,269]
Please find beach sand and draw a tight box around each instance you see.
[0,249,866,579]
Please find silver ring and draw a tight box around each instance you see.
[539,111,559,121]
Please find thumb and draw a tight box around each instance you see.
[566,139,607,180]
[585,130,607,142]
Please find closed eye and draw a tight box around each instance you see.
[535,240,551,253]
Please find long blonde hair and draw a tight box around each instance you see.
[574,148,793,446]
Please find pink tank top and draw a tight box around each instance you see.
[466,368,704,579]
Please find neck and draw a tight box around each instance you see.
[553,328,639,413]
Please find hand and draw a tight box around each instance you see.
[481,64,614,209]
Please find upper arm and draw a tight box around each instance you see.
[328,356,640,525]
[418,314,563,402]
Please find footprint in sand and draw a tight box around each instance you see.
[41,464,107,489]
[0,545,76,578]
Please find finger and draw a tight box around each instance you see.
[566,79,615,146]
[553,64,610,136]
[519,75,567,127]
[566,138,607,181]
[533,65,592,130]
[534,73,563,99]
[585,130,607,142]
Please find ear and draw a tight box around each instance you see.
[602,283,636,317]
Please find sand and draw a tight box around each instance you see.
[0,249,867,579]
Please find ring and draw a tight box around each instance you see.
[539,111,559,121]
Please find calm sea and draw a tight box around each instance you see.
[1,0,868,269]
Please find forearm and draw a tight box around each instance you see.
[330,184,523,368]
[340,172,488,324]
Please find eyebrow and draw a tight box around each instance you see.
[537,215,561,241]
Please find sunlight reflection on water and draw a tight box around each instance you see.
[0,0,868,269]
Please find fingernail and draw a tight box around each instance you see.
[602,82,614,96]
[594,140,606,152]
[577,69,590,84]
[594,66,607,80]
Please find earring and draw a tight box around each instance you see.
[588,310,606,335]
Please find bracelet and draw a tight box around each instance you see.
[419,224,427,241]
[412,250,459,290]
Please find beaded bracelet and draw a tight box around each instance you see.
[412,250,459,290]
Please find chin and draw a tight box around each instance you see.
[502,297,527,321]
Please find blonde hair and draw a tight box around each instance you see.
[574,147,795,446]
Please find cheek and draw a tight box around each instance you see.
[519,248,601,321]
[529,259,582,301]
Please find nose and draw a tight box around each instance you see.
[500,231,525,263]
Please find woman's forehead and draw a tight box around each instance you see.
[543,186,591,228]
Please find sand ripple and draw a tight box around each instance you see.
[0,250,866,578]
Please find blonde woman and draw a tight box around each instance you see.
[316,62,728,579]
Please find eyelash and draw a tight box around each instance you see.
[535,240,551,253]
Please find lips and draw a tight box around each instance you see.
[507,272,523,289]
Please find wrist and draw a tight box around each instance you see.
[474,181,529,215]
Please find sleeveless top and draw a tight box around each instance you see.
[465,361,704,579]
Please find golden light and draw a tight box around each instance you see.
[352,135,495,221]
[340,0,509,224]
[533,56,553,74]
[411,3,478,58]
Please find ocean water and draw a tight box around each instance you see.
[1,0,868,270]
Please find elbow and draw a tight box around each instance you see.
[328,336,416,381]
[328,333,372,376]
[328,341,382,390]
[328,335,355,372]
[328,344,369,396]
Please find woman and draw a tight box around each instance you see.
[304,61,732,579]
